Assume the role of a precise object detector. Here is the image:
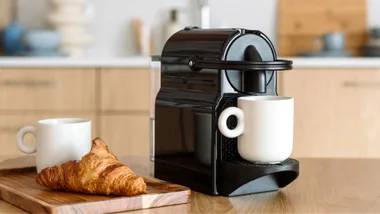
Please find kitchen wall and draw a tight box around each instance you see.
[15,0,380,57]
[17,0,195,56]
[366,0,380,28]
[85,0,198,57]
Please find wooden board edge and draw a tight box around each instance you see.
[0,182,54,213]
[55,189,191,214]
[0,167,36,175]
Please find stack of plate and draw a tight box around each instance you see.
[47,0,94,58]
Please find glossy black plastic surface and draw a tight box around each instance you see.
[154,27,299,196]
[189,57,293,71]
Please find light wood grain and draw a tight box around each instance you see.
[278,69,380,158]
[0,68,96,110]
[278,0,367,56]
[0,167,190,214]
[100,68,150,111]
[278,0,367,15]
[0,0,11,28]
[0,67,153,159]
[100,115,150,156]
[2,156,380,213]
[0,114,98,156]
[0,0,11,30]
[0,0,11,55]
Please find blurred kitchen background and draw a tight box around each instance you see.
[0,0,379,58]
[1,0,380,163]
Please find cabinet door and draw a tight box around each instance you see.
[0,68,96,110]
[100,68,150,111]
[0,113,98,157]
[278,69,380,158]
[0,0,10,31]
[99,115,150,156]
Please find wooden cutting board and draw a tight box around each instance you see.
[277,0,368,56]
[0,167,191,213]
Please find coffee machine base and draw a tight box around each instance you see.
[154,155,299,196]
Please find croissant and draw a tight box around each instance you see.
[36,137,147,196]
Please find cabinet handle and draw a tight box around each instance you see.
[0,126,23,133]
[3,79,58,86]
[343,81,380,88]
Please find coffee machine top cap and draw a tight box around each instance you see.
[157,27,293,95]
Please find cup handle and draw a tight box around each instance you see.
[16,126,37,154]
[218,107,244,138]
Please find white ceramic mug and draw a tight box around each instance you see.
[16,118,92,173]
[218,96,294,163]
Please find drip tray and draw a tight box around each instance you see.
[227,158,297,167]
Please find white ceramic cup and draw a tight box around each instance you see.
[218,96,294,163]
[16,118,92,173]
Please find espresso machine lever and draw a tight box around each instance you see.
[188,55,293,71]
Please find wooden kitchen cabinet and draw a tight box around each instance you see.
[0,0,10,35]
[100,68,150,111]
[99,68,151,157]
[278,69,380,158]
[0,67,152,158]
[0,68,96,111]
[0,113,98,156]
[99,115,150,157]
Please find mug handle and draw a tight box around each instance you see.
[16,126,37,154]
[218,107,245,138]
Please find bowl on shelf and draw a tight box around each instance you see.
[22,30,61,51]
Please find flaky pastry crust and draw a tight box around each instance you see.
[36,137,147,196]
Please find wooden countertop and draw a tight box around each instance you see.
[0,156,380,213]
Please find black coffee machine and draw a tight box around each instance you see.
[153,27,299,196]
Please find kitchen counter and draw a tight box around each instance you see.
[0,56,151,68]
[286,57,380,69]
[0,56,379,69]
[0,156,380,213]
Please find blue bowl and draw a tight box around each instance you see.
[22,30,61,51]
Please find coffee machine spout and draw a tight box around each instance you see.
[243,45,266,93]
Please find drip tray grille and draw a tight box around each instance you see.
[227,158,297,167]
